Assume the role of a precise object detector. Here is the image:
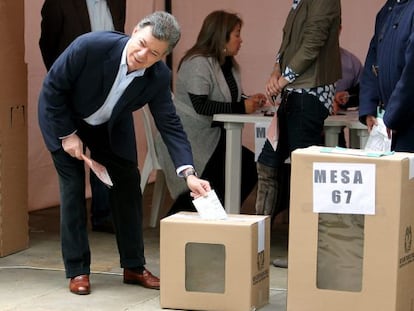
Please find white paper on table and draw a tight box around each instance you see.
[81,154,113,188]
[192,190,227,220]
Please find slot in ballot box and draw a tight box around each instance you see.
[287,146,414,311]
[160,212,270,311]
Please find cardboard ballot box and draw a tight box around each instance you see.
[0,0,29,257]
[160,212,270,311]
[287,146,414,311]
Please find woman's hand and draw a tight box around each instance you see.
[335,91,350,106]
[244,93,266,113]
[265,67,282,99]
[332,91,349,114]
[266,66,289,102]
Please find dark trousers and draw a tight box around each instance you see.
[257,92,328,220]
[89,163,111,227]
[258,91,328,168]
[51,122,145,278]
[169,130,258,214]
[391,125,414,152]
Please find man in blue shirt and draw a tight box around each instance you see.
[38,11,210,295]
[39,0,126,233]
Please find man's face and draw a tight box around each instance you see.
[126,26,169,72]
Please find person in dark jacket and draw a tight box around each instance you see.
[38,11,210,295]
[359,0,414,152]
[39,0,126,70]
[39,0,127,233]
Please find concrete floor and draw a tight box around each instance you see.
[0,183,289,311]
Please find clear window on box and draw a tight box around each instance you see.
[185,242,226,293]
[316,213,365,292]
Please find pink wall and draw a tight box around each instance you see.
[25,0,385,211]
[171,0,383,94]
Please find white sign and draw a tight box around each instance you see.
[313,162,376,215]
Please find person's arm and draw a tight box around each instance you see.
[342,51,363,109]
[267,0,340,98]
[179,167,211,199]
[286,0,340,77]
[266,57,282,98]
[188,93,265,115]
[39,0,63,70]
[382,31,414,131]
[186,57,244,114]
[61,133,83,160]
[358,10,383,129]
[180,56,264,115]
[342,84,360,108]
[40,36,90,139]
[188,93,245,115]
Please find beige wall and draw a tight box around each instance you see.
[25,0,384,211]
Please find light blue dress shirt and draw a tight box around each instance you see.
[84,41,145,125]
[86,0,114,31]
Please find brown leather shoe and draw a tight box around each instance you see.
[123,268,160,290]
[69,274,91,295]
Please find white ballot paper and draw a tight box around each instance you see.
[81,154,113,188]
[192,190,228,220]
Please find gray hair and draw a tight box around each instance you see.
[138,11,181,55]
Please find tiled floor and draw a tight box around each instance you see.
[0,183,289,311]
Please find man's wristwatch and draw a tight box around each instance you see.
[182,168,198,180]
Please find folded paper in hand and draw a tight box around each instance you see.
[364,118,391,153]
[192,190,227,220]
[81,154,113,187]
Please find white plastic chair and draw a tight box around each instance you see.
[140,105,168,228]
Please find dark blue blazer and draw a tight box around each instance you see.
[359,0,414,133]
[38,31,193,168]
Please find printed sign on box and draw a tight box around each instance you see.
[313,162,375,215]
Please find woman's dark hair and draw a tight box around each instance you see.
[178,10,242,69]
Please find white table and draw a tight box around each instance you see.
[212,114,270,214]
[324,110,369,149]
[213,111,367,214]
